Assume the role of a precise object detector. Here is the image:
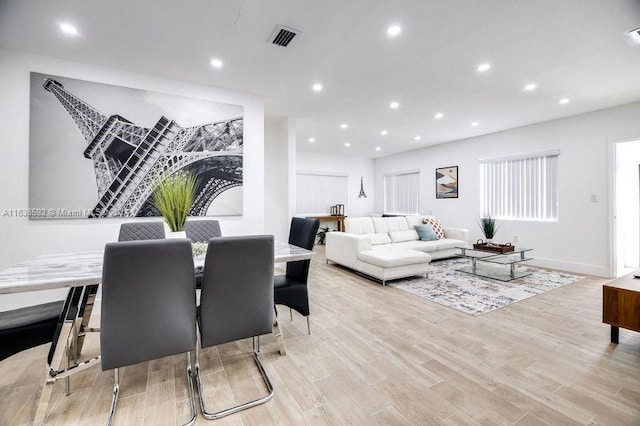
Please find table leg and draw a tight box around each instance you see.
[611,325,619,344]
[34,368,55,425]
[35,285,101,423]
[273,317,287,356]
[472,258,477,273]
[510,263,516,280]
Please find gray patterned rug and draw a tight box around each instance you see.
[389,258,583,316]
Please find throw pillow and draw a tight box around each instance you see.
[414,224,439,241]
[422,217,445,239]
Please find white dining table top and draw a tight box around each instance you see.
[0,240,314,295]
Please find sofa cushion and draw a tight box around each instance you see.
[361,233,392,245]
[387,240,441,252]
[435,238,465,251]
[358,249,430,268]
[372,217,410,234]
[344,217,375,234]
[414,224,438,241]
[389,230,419,243]
[422,218,445,239]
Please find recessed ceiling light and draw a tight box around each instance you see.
[312,83,323,92]
[434,112,444,119]
[59,23,78,35]
[471,121,479,127]
[375,147,381,151]
[340,123,348,129]
[476,63,491,72]
[308,138,315,143]
[344,142,351,147]
[210,58,223,69]
[629,28,640,43]
[387,25,402,37]
[559,98,570,105]
[380,130,388,136]
[389,101,399,109]
[524,83,537,91]
[414,136,421,141]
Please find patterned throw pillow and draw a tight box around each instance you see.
[422,218,445,239]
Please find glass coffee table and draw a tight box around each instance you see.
[456,246,534,282]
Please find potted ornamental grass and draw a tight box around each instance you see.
[153,172,198,238]
[478,215,499,244]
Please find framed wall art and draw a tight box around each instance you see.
[29,72,244,219]
[435,166,458,199]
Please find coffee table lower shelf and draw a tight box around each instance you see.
[455,246,534,282]
[456,264,533,282]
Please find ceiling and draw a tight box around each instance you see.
[1,0,640,158]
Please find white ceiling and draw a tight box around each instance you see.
[1,0,640,158]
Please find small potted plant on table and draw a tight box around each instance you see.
[478,215,499,245]
[153,172,198,238]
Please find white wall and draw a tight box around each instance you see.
[264,116,296,241]
[375,102,640,277]
[0,48,265,310]
[296,152,375,227]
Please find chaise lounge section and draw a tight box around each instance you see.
[326,216,469,285]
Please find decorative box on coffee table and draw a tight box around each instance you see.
[456,246,533,282]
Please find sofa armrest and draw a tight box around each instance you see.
[326,232,372,265]
[444,227,469,245]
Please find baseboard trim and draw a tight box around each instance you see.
[528,257,610,278]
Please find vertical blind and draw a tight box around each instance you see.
[480,150,559,221]
[296,172,348,215]
[384,171,420,214]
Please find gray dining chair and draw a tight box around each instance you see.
[195,235,275,419]
[101,239,197,426]
[184,219,222,242]
[117,221,165,241]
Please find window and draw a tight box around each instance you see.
[480,150,559,221]
[384,171,420,215]
[296,172,348,215]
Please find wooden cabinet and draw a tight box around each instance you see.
[602,274,640,343]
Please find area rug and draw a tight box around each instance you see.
[389,258,583,316]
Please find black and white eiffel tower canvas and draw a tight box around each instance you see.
[29,72,244,218]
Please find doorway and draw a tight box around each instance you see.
[614,139,640,277]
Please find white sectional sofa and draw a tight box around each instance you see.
[325,216,469,285]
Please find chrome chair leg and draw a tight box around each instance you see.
[194,343,274,420]
[107,368,120,426]
[252,336,261,353]
[306,316,311,335]
[184,352,197,426]
[289,308,293,321]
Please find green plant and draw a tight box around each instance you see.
[316,226,330,245]
[153,172,198,232]
[478,215,499,240]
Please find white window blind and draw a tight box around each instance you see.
[296,172,348,215]
[480,150,559,221]
[384,171,420,215]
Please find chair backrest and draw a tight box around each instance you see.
[184,220,221,242]
[118,222,165,241]
[199,235,274,348]
[286,218,319,283]
[100,239,196,370]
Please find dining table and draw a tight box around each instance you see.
[0,239,314,425]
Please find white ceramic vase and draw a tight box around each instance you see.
[166,230,187,239]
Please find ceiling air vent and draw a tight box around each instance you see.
[270,25,300,47]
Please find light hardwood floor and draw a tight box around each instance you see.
[1,246,639,425]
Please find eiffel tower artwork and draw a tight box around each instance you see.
[29,73,243,218]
